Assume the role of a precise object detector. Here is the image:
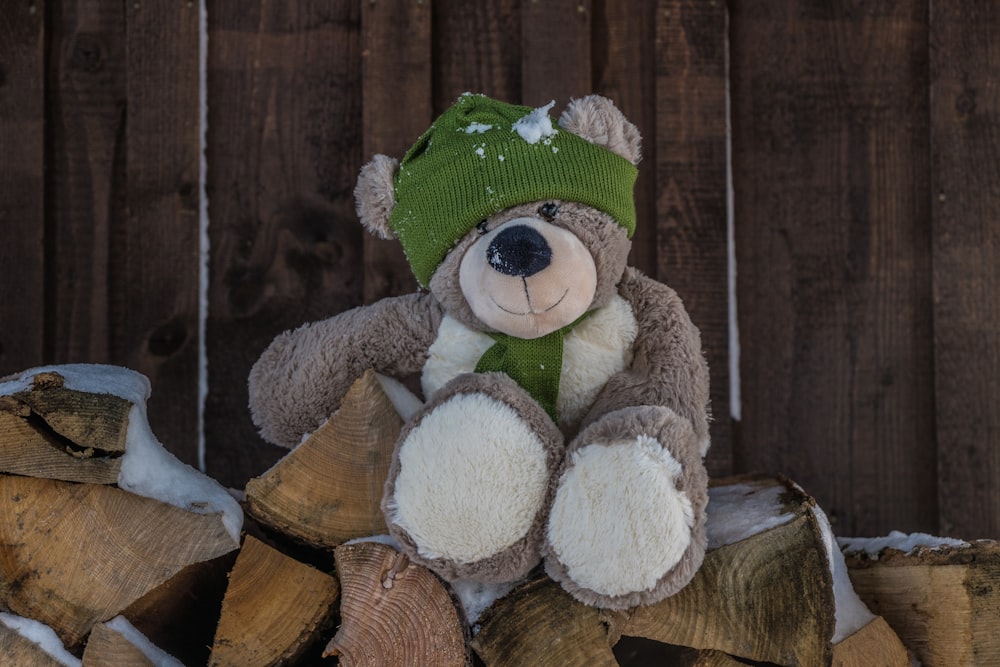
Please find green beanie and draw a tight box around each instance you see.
[390,93,638,287]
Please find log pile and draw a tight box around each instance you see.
[0,365,990,666]
[843,534,1000,666]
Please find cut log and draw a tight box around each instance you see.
[0,613,80,666]
[472,476,907,667]
[0,370,131,483]
[623,476,832,665]
[82,616,184,667]
[209,535,339,667]
[83,623,154,666]
[830,616,912,666]
[0,475,238,648]
[471,577,617,666]
[843,537,1000,666]
[245,370,402,547]
[0,628,67,667]
[325,541,469,667]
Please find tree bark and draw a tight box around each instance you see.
[0,370,130,483]
[844,538,1000,666]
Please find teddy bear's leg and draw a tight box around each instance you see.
[543,405,708,610]
[383,372,564,583]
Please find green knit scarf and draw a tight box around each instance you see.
[474,313,590,422]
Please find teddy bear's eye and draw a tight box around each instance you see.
[538,202,559,221]
[476,220,490,235]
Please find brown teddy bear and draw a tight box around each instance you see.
[248,93,710,610]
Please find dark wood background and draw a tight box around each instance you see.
[1,0,997,540]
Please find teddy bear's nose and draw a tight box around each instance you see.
[487,225,552,278]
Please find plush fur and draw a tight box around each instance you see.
[248,94,711,610]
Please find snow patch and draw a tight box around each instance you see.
[705,482,794,549]
[451,578,520,627]
[811,506,875,643]
[463,122,493,134]
[838,531,969,558]
[0,613,81,667]
[375,373,423,422]
[513,101,557,144]
[0,365,243,544]
[105,616,184,667]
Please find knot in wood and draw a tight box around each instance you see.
[381,551,409,589]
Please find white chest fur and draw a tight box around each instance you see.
[422,294,639,431]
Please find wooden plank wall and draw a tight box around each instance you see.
[0,0,997,541]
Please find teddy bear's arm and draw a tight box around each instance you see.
[248,292,445,448]
[583,267,711,454]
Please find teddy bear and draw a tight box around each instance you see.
[248,93,711,611]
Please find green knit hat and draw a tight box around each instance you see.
[390,93,638,287]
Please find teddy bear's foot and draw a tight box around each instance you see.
[543,406,708,610]
[383,372,564,582]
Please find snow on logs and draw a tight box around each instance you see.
[0,365,242,664]
[0,365,984,665]
[841,533,1000,666]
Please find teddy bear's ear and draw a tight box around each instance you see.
[558,95,642,166]
[354,154,399,239]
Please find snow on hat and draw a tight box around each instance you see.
[389,93,639,287]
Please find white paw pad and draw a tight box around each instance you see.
[389,392,549,564]
[547,436,694,597]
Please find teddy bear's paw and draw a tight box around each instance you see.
[543,406,708,609]
[383,372,564,582]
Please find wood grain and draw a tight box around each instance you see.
[433,0,520,110]
[0,3,45,377]
[359,0,429,303]
[655,0,732,477]
[210,536,339,667]
[246,370,402,547]
[204,1,365,486]
[82,622,157,666]
[472,576,618,666]
[520,0,592,111]
[730,1,936,535]
[0,475,237,648]
[44,0,125,366]
[930,0,1000,538]
[327,542,468,666]
[121,0,202,464]
[592,0,659,278]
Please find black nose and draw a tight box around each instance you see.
[487,225,552,278]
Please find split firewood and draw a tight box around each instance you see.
[0,475,238,648]
[325,541,469,667]
[209,535,340,667]
[622,475,909,666]
[471,576,618,666]
[473,475,907,667]
[246,370,404,547]
[830,616,911,666]
[0,364,244,544]
[842,534,1000,666]
[0,370,130,483]
[82,616,183,667]
[0,613,80,666]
